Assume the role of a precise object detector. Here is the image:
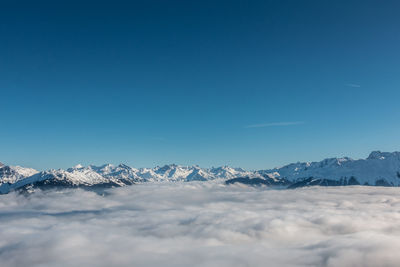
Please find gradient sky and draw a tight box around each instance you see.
[1,0,400,170]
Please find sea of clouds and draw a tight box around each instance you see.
[1,182,400,267]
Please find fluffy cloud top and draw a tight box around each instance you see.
[1,183,400,267]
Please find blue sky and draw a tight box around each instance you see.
[1,0,400,170]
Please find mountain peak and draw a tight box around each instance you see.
[0,162,4,168]
[2,150,400,194]
[118,163,130,169]
[367,151,400,160]
[367,151,382,160]
[73,164,84,169]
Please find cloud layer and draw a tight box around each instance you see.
[1,183,400,267]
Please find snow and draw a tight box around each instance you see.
[72,164,84,169]
[260,151,400,186]
[1,151,400,194]
[0,165,39,185]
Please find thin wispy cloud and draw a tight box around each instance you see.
[245,121,305,128]
[345,83,361,88]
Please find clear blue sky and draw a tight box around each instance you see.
[1,0,400,170]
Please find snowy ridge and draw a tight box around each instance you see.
[0,164,39,185]
[2,151,400,194]
[258,151,400,187]
[0,163,259,194]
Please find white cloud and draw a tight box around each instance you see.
[1,184,400,267]
[245,121,304,128]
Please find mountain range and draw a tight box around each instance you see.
[1,151,400,194]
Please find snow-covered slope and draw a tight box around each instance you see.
[0,163,257,194]
[2,151,400,194]
[0,163,39,185]
[148,165,258,182]
[258,151,400,187]
[0,165,137,194]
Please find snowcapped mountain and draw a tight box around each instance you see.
[0,163,39,185]
[2,150,400,194]
[254,151,400,187]
[0,164,137,194]
[0,163,256,194]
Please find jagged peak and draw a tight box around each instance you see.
[3,150,400,195]
[98,163,115,169]
[368,151,384,160]
[211,165,232,170]
[87,163,113,170]
[367,151,400,160]
[318,157,353,166]
[117,163,131,169]
[73,164,84,169]
[155,164,178,172]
